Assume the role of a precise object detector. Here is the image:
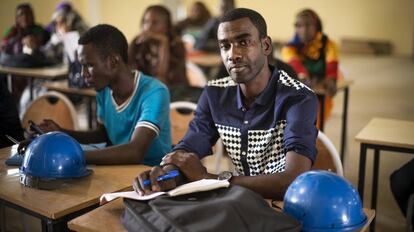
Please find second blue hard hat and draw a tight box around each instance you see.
[283,170,367,232]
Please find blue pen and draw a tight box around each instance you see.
[143,170,180,186]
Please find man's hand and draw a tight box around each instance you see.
[22,35,40,50]
[17,138,32,155]
[324,78,337,97]
[135,31,168,45]
[162,150,211,181]
[133,165,182,196]
[38,119,62,133]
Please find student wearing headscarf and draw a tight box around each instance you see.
[281,9,339,123]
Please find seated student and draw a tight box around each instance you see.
[128,5,187,86]
[193,0,235,53]
[134,8,318,200]
[174,1,211,40]
[43,1,88,65]
[22,24,172,166]
[281,9,339,125]
[0,3,50,104]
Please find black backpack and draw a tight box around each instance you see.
[121,185,301,232]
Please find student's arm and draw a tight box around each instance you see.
[38,119,109,144]
[84,126,157,165]
[85,85,170,165]
[134,32,170,84]
[160,150,311,200]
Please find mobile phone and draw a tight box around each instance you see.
[29,120,44,135]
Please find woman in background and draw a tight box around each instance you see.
[174,1,211,39]
[128,5,187,86]
[281,9,339,125]
[0,3,50,105]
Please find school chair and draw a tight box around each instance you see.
[186,61,207,88]
[169,101,225,174]
[312,130,344,176]
[22,91,79,131]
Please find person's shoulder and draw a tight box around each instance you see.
[206,76,237,88]
[277,69,313,94]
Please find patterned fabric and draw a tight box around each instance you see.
[174,66,318,176]
[281,32,339,80]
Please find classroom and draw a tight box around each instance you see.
[0,0,413,231]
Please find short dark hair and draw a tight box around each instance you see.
[78,24,128,63]
[220,8,267,38]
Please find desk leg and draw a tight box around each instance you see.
[318,95,325,132]
[340,87,349,162]
[42,218,66,232]
[88,98,93,129]
[358,143,367,200]
[29,77,34,101]
[370,149,380,232]
[6,74,12,93]
[0,203,4,232]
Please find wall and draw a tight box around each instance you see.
[183,0,414,56]
[1,0,413,56]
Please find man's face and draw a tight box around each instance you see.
[78,44,110,91]
[295,14,317,43]
[218,17,269,84]
[16,7,34,29]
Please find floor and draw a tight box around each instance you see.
[322,54,414,231]
[3,54,414,231]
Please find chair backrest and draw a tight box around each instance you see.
[170,101,197,145]
[169,101,224,174]
[22,91,78,131]
[312,131,344,176]
[186,61,207,88]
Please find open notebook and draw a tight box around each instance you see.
[100,179,230,204]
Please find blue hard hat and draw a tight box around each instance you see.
[283,171,367,232]
[20,132,91,180]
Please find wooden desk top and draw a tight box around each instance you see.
[0,146,150,219]
[187,53,222,67]
[355,118,414,149]
[43,80,96,97]
[68,198,375,232]
[0,65,68,79]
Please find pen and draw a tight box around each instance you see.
[5,135,19,144]
[29,120,44,135]
[143,170,180,186]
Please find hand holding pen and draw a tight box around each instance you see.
[133,166,182,196]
